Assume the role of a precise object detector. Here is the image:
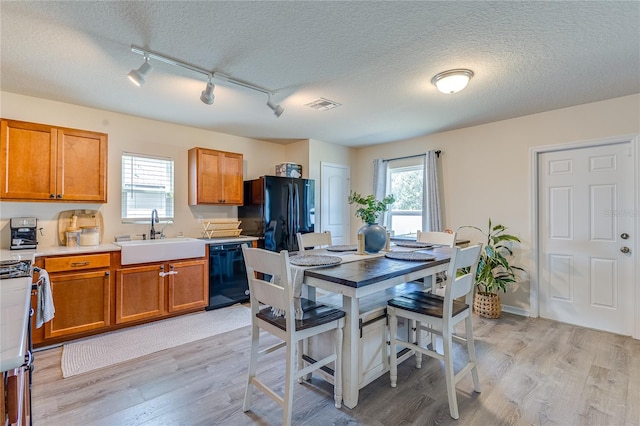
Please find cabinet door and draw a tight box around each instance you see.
[220,152,243,204]
[168,259,208,312]
[0,120,57,200]
[193,148,223,204]
[188,148,243,205]
[116,265,165,324]
[57,128,107,202]
[45,269,111,338]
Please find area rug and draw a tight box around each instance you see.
[61,304,251,378]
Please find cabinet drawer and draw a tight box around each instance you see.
[45,253,110,272]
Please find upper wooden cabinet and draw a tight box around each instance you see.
[188,147,243,205]
[0,119,108,202]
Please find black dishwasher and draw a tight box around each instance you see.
[206,243,250,310]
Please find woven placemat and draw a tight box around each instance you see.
[290,254,342,266]
[326,244,358,252]
[385,251,436,261]
[393,241,433,248]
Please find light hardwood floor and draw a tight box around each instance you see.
[32,312,640,425]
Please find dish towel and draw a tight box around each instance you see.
[36,268,55,328]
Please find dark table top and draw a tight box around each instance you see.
[304,249,451,289]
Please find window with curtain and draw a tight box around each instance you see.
[121,152,174,222]
[385,164,423,237]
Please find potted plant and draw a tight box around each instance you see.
[459,219,525,318]
[348,191,395,253]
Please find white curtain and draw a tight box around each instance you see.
[372,158,388,225]
[422,150,442,231]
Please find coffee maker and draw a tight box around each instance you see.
[10,217,38,250]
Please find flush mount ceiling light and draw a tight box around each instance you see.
[431,69,474,94]
[127,45,283,117]
[266,95,284,117]
[127,56,152,87]
[200,78,215,105]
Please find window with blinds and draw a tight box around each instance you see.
[121,153,174,222]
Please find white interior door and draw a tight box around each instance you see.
[538,142,635,335]
[320,162,350,245]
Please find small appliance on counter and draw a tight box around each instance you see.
[10,217,38,250]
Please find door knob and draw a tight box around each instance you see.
[620,233,629,239]
[620,246,631,254]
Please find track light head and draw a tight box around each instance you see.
[200,80,215,105]
[267,99,284,117]
[127,57,152,87]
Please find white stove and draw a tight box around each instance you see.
[0,259,32,280]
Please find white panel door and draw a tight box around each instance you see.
[539,142,634,335]
[320,162,350,245]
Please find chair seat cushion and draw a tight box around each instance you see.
[387,291,468,318]
[257,298,345,331]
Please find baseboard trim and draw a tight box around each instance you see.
[501,304,529,317]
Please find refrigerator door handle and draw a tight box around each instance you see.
[287,182,294,249]
[293,183,300,234]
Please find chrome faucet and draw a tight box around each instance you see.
[150,209,159,239]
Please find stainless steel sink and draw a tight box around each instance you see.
[115,237,206,265]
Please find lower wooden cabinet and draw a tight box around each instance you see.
[45,270,111,338]
[168,260,208,312]
[115,258,208,323]
[32,252,208,346]
[115,265,165,324]
[33,253,111,341]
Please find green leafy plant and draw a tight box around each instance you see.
[347,191,395,224]
[460,219,525,294]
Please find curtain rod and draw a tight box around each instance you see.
[383,150,441,162]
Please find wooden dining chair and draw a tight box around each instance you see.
[416,230,457,247]
[296,231,332,251]
[387,244,482,419]
[416,231,457,294]
[241,245,345,426]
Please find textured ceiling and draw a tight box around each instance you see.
[1,1,639,147]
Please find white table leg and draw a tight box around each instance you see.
[341,294,360,409]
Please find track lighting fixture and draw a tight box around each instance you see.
[200,78,215,105]
[127,56,152,87]
[127,45,283,117]
[267,96,284,117]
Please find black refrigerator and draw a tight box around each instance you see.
[238,176,314,252]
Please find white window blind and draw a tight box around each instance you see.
[121,153,174,222]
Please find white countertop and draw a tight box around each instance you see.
[0,250,34,372]
[2,236,259,258]
[200,236,259,244]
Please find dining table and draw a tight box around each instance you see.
[294,245,453,409]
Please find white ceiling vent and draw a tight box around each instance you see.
[305,97,342,111]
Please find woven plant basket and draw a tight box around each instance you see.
[474,292,502,319]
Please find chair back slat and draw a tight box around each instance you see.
[296,231,332,251]
[444,244,482,304]
[417,230,457,247]
[242,245,293,313]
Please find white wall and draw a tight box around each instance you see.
[352,94,640,313]
[279,138,355,233]
[0,92,288,247]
